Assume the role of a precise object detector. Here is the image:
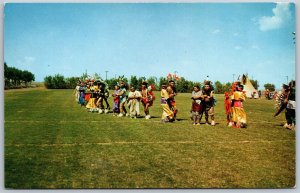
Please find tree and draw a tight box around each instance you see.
[44,76,54,89]
[264,83,275,91]
[223,82,232,93]
[129,76,138,89]
[22,70,35,86]
[158,77,167,88]
[214,81,223,94]
[250,79,259,90]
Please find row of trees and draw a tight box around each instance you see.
[44,75,79,89]
[44,73,269,93]
[4,63,35,89]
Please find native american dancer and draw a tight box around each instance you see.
[166,80,178,120]
[160,84,174,123]
[84,82,91,105]
[86,81,99,112]
[141,80,156,119]
[118,76,129,117]
[112,84,121,116]
[74,81,81,103]
[79,82,86,107]
[228,82,247,128]
[202,78,216,126]
[274,81,296,130]
[96,80,110,114]
[191,85,204,125]
[127,86,142,119]
[224,92,232,125]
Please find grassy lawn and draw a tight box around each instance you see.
[4,88,295,188]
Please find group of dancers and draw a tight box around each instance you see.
[74,77,156,119]
[74,75,296,130]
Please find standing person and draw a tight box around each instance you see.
[96,81,110,114]
[191,85,204,125]
[127,86,142,119]
[258,90,262,99]
[118,78,129,117]
[84,82,91,107]
[141,81,155,119]
[285,80,296,129]
[74,81,81,103]
[229,82,247,128]
[160,84,174,123]
[166,80,178,120]
[112,84,121,116]
[79,82,86,107]
[202,79,216,126]
[86,81,98,112]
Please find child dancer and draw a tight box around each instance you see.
[127,86,141,119]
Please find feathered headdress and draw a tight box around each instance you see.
[166,73,180,82]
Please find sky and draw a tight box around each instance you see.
[4,3,296,90]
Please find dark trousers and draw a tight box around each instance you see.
[285,108,296,125]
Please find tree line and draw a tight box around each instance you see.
[44,73,274,93]
[4,63,35,89]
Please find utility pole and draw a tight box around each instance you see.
[232,74,235,82]
[105,71,109,81]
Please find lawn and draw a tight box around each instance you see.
[4,88,295,188]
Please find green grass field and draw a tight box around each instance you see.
[4,88,295,188]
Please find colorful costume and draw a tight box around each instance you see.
[166,81,177,120]
[117,76,128,117]
[141,82,156,119]
[79,84,86,107]
[96,81,110,114]
[127,89,141,118]
[226,82,247,128]
[86,83,98,112]
[202,79,215,126]
[161,86,174,122]
[112,88,121,115]
[191,89,204,125]
[230,90,247,128]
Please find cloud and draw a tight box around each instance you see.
[234,46,241,50]
[24,56,36,64]
[212,29,221,34]
[258,3,291,31]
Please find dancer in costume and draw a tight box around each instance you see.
[224,92,232,125]
[112,84,121,116]
[86,81,98,112]
[96,80,110,114]
[141,80,156,119]
[274,81,296,130]
[160,84,174,123]
[84,82,91,106]
[127,86,142,119]
[79,82,86,107]
[118,76,129,117]
[285,80,296,129]
[229,82,247,128]
[74,81,81,103]
[166,80,178,120]
[191,85,204,125]
[202,78,216,126]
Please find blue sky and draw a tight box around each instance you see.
[4,3,295,90]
